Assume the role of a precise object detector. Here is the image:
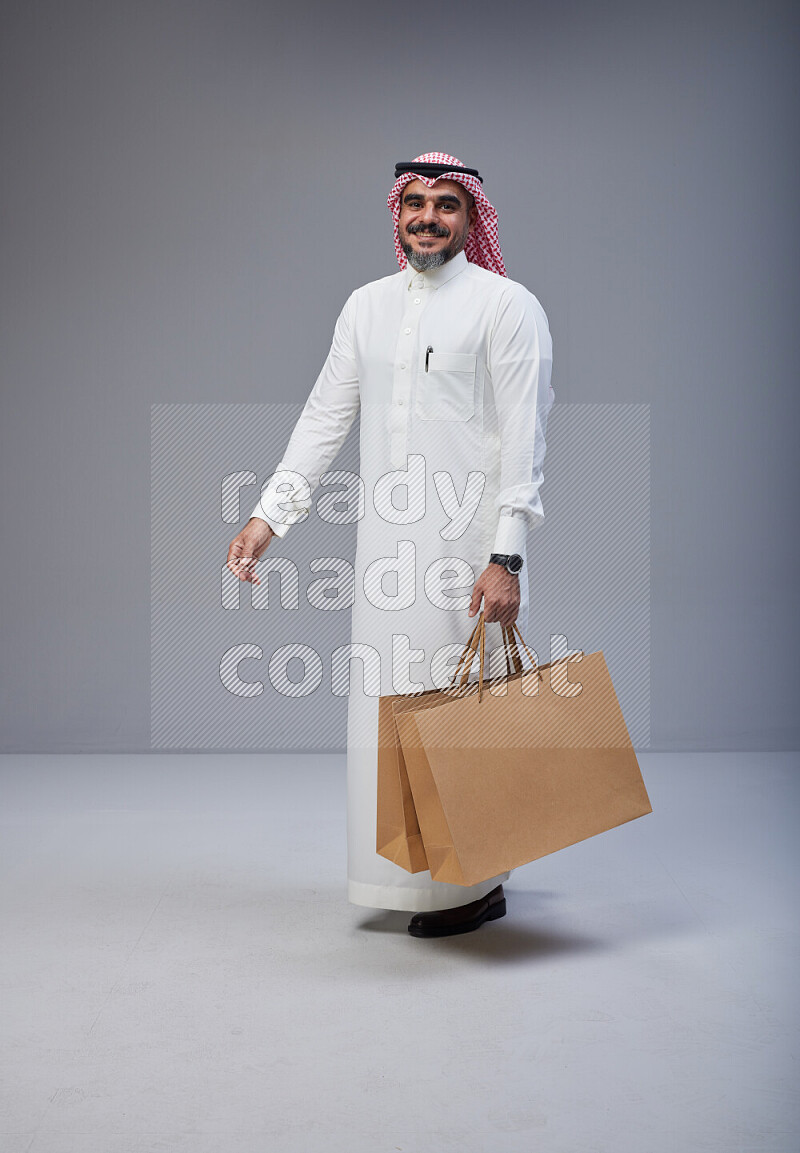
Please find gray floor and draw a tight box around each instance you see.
[1,752,797,1153]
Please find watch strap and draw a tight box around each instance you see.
[489,552,523,573]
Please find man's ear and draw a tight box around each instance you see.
[467,200,478,233]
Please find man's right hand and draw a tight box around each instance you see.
[226,517,275,585]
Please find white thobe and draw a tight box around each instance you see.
[251,248,555,911]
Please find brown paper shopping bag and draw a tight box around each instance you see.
[375,615,490,873]
[376,690,430,872]
[393,613,652,887]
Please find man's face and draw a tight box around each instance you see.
[398,178,477,271]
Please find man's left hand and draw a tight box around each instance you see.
[468,564,520,627]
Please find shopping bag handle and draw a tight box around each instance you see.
[456,613,487,700]
[506,623,586,680]
[501,624,523,674]
[450,614,484,686]
[503,620,542,681]
[450,612,543,702]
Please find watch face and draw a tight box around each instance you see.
[508,554,524,574]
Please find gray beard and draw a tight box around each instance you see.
[403,247,449,272]
[401,221,469,272]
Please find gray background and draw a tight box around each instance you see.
[1,0,797,752]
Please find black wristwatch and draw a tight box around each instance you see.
[489,552,524,575]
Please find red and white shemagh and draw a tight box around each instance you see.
[387,151,507,278]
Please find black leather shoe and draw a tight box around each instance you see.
[407,884,506,938]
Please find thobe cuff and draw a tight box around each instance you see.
[250,500,291,538]
[492,511,529,556]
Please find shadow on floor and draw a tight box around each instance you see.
[352,886,701,964]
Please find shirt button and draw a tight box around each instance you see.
[404,327,411,335]
[397,399,404,406]
[399,363,406,370]
[414,298,421,305]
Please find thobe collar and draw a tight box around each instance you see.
[405,248,469,291]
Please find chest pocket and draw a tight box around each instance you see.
[415,351,477,422]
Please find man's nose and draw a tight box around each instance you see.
[420,202,439,223]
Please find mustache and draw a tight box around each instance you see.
[406,222,450,237]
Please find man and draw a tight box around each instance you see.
[227,152,554,937]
